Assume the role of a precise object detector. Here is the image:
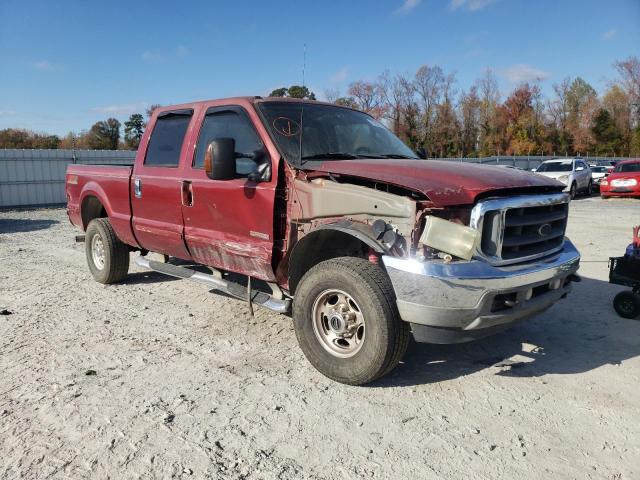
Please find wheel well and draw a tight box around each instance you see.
[288,229,373,295]
[81,195,107,230]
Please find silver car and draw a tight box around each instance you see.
[533,159,592,198]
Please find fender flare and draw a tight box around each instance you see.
[79,181,115,228]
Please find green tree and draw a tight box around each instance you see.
[124,113,145,149]
[591,108,623,155]
[268,87,289,97]
[87,118,121,150]
[267,85,316,100]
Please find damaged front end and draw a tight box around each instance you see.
[287,172,581,345]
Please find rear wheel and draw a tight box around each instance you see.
[613,291,640,319]
[292,257,410,385]
[85,218,130,284]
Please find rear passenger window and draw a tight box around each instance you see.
[144,112,192,167]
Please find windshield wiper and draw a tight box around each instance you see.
[301,153,361,160]
[376,154,418,159]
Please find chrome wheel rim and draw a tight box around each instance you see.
[91,234,105,270]
[311,289,365,358]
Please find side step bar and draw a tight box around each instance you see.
[134,256,291,314]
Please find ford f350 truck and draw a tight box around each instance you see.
[66,97,580,385]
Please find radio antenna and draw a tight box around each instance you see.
[302,43,307,87]
[298,43,307,167]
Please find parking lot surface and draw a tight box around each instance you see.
[1,197,639,479]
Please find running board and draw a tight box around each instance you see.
[134,256,291,314]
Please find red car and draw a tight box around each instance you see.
[601,159,640,198]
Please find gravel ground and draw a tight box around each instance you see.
[1,197,639,479]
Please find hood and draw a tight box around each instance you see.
[304,159,564,206]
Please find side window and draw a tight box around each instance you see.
[194,110,264,177]
[144,112,192,167]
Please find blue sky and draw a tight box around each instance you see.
[1,0,638,136]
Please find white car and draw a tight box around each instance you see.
[533,159,592,198]
[589,165,609,190]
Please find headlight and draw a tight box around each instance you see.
[611,178,637,186]
[601,180,608,186]
[419,216,479,261]
[557,175,569,183]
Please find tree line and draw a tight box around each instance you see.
[0,104,160,151]
[1,56,638,157]
[319,55,640,157]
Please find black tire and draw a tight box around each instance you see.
[613,291,640,319]
[85,218,130,284]
[585,180,593,196]
[569,182,577,199]
[292,257,410,385]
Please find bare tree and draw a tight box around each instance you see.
[413,65,446,153]
[347,81,386,119]
[376,70,408,135]
[475,69,500,155]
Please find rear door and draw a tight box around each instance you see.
[180,104,278,280]
[131,109,194,259]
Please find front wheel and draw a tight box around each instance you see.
[85,218,130,284]
[613,291,640,319]
[569,182,577,199]
[292,257,410,385]
[585,180,593,196]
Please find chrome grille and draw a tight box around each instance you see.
[470,193,570,265]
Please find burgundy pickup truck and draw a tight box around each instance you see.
[66,97,580,385]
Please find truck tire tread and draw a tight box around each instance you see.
[293,256,409,385]
[85,218,129,284]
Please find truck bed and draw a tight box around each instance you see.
[66,164,138,247]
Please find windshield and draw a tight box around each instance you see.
[614,162,640,173]
[537,161,573,172]
[257,102,418,166]
[591,166,607,173]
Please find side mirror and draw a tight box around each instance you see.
[576,166,584,171]
[531,168,537,172]
[204,138,236,180]
[416,147,427,159]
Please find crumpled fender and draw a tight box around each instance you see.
[286,220,388,293]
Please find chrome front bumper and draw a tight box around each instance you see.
[382,240,581,344]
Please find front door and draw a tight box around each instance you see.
[131,109,194,260]
[180,105,277,280]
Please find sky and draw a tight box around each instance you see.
[0,0,639,136]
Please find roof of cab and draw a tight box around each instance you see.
[152,96,357,114]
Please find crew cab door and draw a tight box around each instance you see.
[131,109,194,260]
[180,104,278,280]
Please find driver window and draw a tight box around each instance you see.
[194,110,264,177]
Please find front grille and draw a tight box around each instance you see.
[470,194,570,265]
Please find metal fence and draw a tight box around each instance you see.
[0,149,632,209]
[437,155,629,170]
[0,149,136,208]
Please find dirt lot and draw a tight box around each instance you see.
[1,197,639,479]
